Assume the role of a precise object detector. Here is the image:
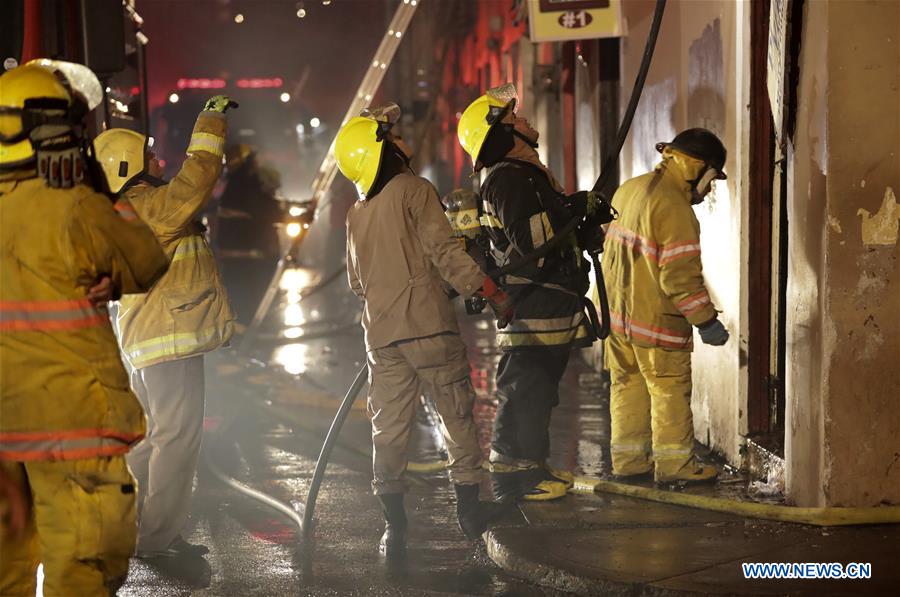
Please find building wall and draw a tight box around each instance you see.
[786,0,900,507]
[618,0,749,464]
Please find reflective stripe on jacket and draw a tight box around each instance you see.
[116,111,235,369]
[0,177,168,461]
[602,161,718,351]
[480,159,591,350]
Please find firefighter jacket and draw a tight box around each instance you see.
[0,176,168,461]
[346,172,485,352]
[116,111,235,369]
[480,159,591,350]
[602,160,718,351]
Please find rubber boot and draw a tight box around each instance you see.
[490,462,525,503]
[519,468,568,501]
[377,493,407,556]
[656,464,718,485]
[454,484,509,540]
[542,463,575,489]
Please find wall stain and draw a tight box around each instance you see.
[857,186,899,246]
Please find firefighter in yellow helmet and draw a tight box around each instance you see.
[603,128,729,484]
[92,95,237,558]
[336,104,511,556]
[0,61,168,595]
[457,84,594,502]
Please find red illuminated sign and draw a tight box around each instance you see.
[176,78,227,89]
[235,78,284,89]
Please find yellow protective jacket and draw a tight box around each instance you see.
[116,111,235,369]
[0,175,168,461]
[602,159,718,351]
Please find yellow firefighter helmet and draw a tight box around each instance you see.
[0,63,71,169]
[92,128,148,194]
[457,84,518,168]
[334,116,383,197]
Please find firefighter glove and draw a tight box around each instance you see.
[697,318,729,346]
[477,276,515,329]
[203,95,239,113]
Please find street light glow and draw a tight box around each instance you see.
[286,222,302,238]
[168,93,179,103]
[310,117,321,128]
[280,92,291,103]
[234,13,244,23]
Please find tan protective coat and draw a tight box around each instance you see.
[346,172,484,351]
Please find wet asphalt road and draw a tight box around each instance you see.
[118,247,599,595]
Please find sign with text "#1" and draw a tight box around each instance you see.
[528,0,624,43]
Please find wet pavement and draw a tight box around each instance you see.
[119,232,566,595]
[118,225,899,595]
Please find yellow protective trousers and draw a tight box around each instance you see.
[0,456,137,596]
[606,333,696,481]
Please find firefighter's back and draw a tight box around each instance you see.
[1,177,146,454]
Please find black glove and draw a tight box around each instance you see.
[697,318,729,346]
[564,191,590,220]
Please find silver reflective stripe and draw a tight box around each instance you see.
[611,442,651,454]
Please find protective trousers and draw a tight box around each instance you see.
[0,457,136,596]
[367,332,482,494]
[126,354,205,552]
[491,346,571,465]
[606,333,695,481]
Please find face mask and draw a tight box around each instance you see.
[690,167,718,204]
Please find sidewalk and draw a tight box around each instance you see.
[486,488,899,596]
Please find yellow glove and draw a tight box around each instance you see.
[203,95,239,113]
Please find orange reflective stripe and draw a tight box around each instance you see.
[114,202,138,221]
[610,311,692,349]
[659,240,702,265]
[0,429,142,461]
[0,445,132,461]
[675,290,711,317]
[606,223,659,262]
[0,297,106,331]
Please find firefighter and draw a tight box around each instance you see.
[603,128,729,484]
[336,104,511,556]
[0,61,168,595]
[458,84,593,502]
[91,96,237,558]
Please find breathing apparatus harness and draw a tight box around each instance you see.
[448,0,668,341]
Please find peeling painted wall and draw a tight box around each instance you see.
[619,0,747,464]
[786,0,900,507]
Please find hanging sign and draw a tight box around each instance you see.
[528,0,624,43]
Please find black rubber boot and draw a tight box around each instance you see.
[454,483,509,540]
[491,470,524,504]
[377,493,407,557]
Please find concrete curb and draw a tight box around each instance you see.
[484,529,701,597]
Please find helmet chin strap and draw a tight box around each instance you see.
[512,129,538,149]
